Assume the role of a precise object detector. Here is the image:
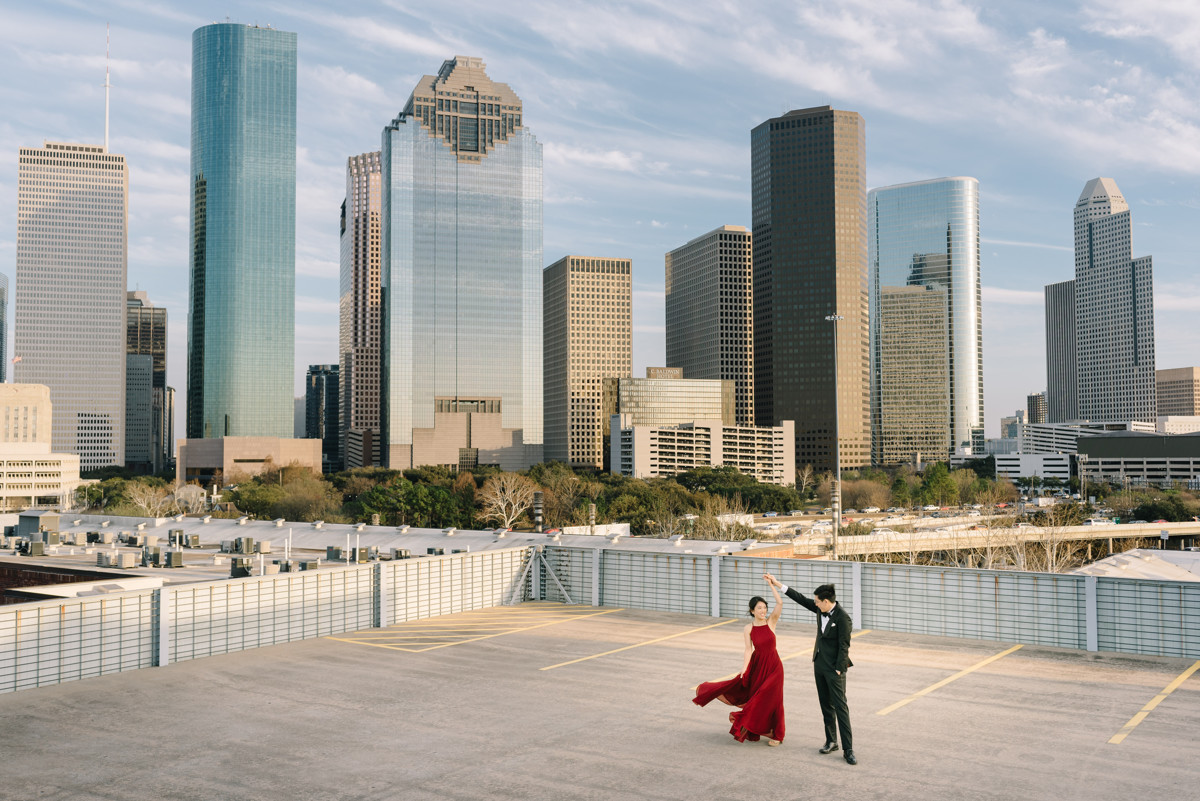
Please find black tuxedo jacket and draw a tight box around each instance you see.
[784,588,854,673]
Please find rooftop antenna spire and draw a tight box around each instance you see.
[103,22,111,151]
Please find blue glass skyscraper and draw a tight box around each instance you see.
[381,57,543,470]
[187,23,296,439]
[868,177,984,464]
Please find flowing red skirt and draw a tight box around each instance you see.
[692,624,785,742]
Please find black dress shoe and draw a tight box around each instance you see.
[819,742,839,754]
[844,750,857,765]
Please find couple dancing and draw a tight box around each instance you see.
[691,573,856,765]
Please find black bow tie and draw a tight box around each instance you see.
[821,611,831,617]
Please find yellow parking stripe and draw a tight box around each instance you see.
[1109,660,1200,744]
[877,644,1023,716]
[542,619,738,671]
[328,606,623,653]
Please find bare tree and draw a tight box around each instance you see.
[479,473,538,528]
[796,463,815,498]
[126,481,177,517]
[173,484,208,514]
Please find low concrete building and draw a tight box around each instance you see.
[994,453,1071,482]
[611,416,795,485]
[1076,431,1200,487]
[1157,416,1200,435]
[1,384,82,512]
[1018,420,1154,455]
[176,437,322,486]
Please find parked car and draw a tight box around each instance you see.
[967,510,981,517]
[789,509,804,516]
[862,507,881,514]
[922,505,939,512]
[762,523,781,531]
[1126,519,1147,525]
[1152,519,1168,524]
[872,528,899,536]
[844,509,858,515]
[1083,519,1111,526]
[763,511,778,518]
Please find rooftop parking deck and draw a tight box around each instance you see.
[2,603,1196,800]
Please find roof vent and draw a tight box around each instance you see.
[274,518,285,527]
[202,516,212,524]
[73,519,82,525]
[669,534,684,546]
[136,523,146,530]
[356,523,366,532]
[237,516,249,525]
[312,520,324,529]
[397,525,410,533]
[443,527,456,535]
[101,521,111,527]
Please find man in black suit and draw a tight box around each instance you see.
[764,574,856,765]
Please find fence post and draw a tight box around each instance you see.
[156,587,171,667]
[710,555,721,618]
[1085,575,1098,652]
[851,561,863,631]
[376,562,389,628]
[532,548,542,601]
[592,549,601,607]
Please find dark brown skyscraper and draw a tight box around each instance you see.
[751,106,869,472]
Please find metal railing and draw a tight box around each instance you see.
[3,543,1197,696]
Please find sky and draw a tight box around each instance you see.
[2,0,1199,441]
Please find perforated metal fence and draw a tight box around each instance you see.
[0,546,531,695]
[0,590,158,693]
[541,546,1200,659]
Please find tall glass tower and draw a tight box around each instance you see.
[187,23,296,440]
[868,177,984,464]
[752,106,869,472]
[381,56,543,470]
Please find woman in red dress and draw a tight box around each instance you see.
[693,577,786,745]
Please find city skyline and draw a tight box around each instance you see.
[3,2,1200,441]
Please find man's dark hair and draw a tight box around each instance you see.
[815,584,836,602]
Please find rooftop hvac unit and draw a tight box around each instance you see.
[188,534,200,548]
[326,546,342,561]
[97,552,112,567]
[351,547,369,563]
[99,531,114,544]
[237,537,255,554]
[256,540,271,554]
[221,540,235,553]
[144,535,159,548]
[164,551,184,568]
[263,563,281,575]
[230,557,252,578]
[22,541,45,557]
[392,548,411,560]
[368,546,380,561]
[298,560,319,571]
[427,547,444,556]
[116,553,138,569]
[169,528,183,545]
[43,531,61,545]
[451,547,470,554]
[141,546,162,567]
[87,531,102,543]
[274,559,297,572]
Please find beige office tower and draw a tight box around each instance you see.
[15,142,128,469]
[340,151,382,467]
[544,256,632,467]
[1157,367,1200,416]
[665,225,754,425]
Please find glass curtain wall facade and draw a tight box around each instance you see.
[126,291,168,472]
[1045,279,1077,422]
[381,56,543,470]
[15,141,128,469]
[188,24,296,440]
[868,177,984,464]
[751,106,870,472]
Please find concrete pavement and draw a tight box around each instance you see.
[1,603,1197,800]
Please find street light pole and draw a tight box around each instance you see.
[825,313,844,560]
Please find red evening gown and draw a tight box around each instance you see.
[692,623,785,743]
